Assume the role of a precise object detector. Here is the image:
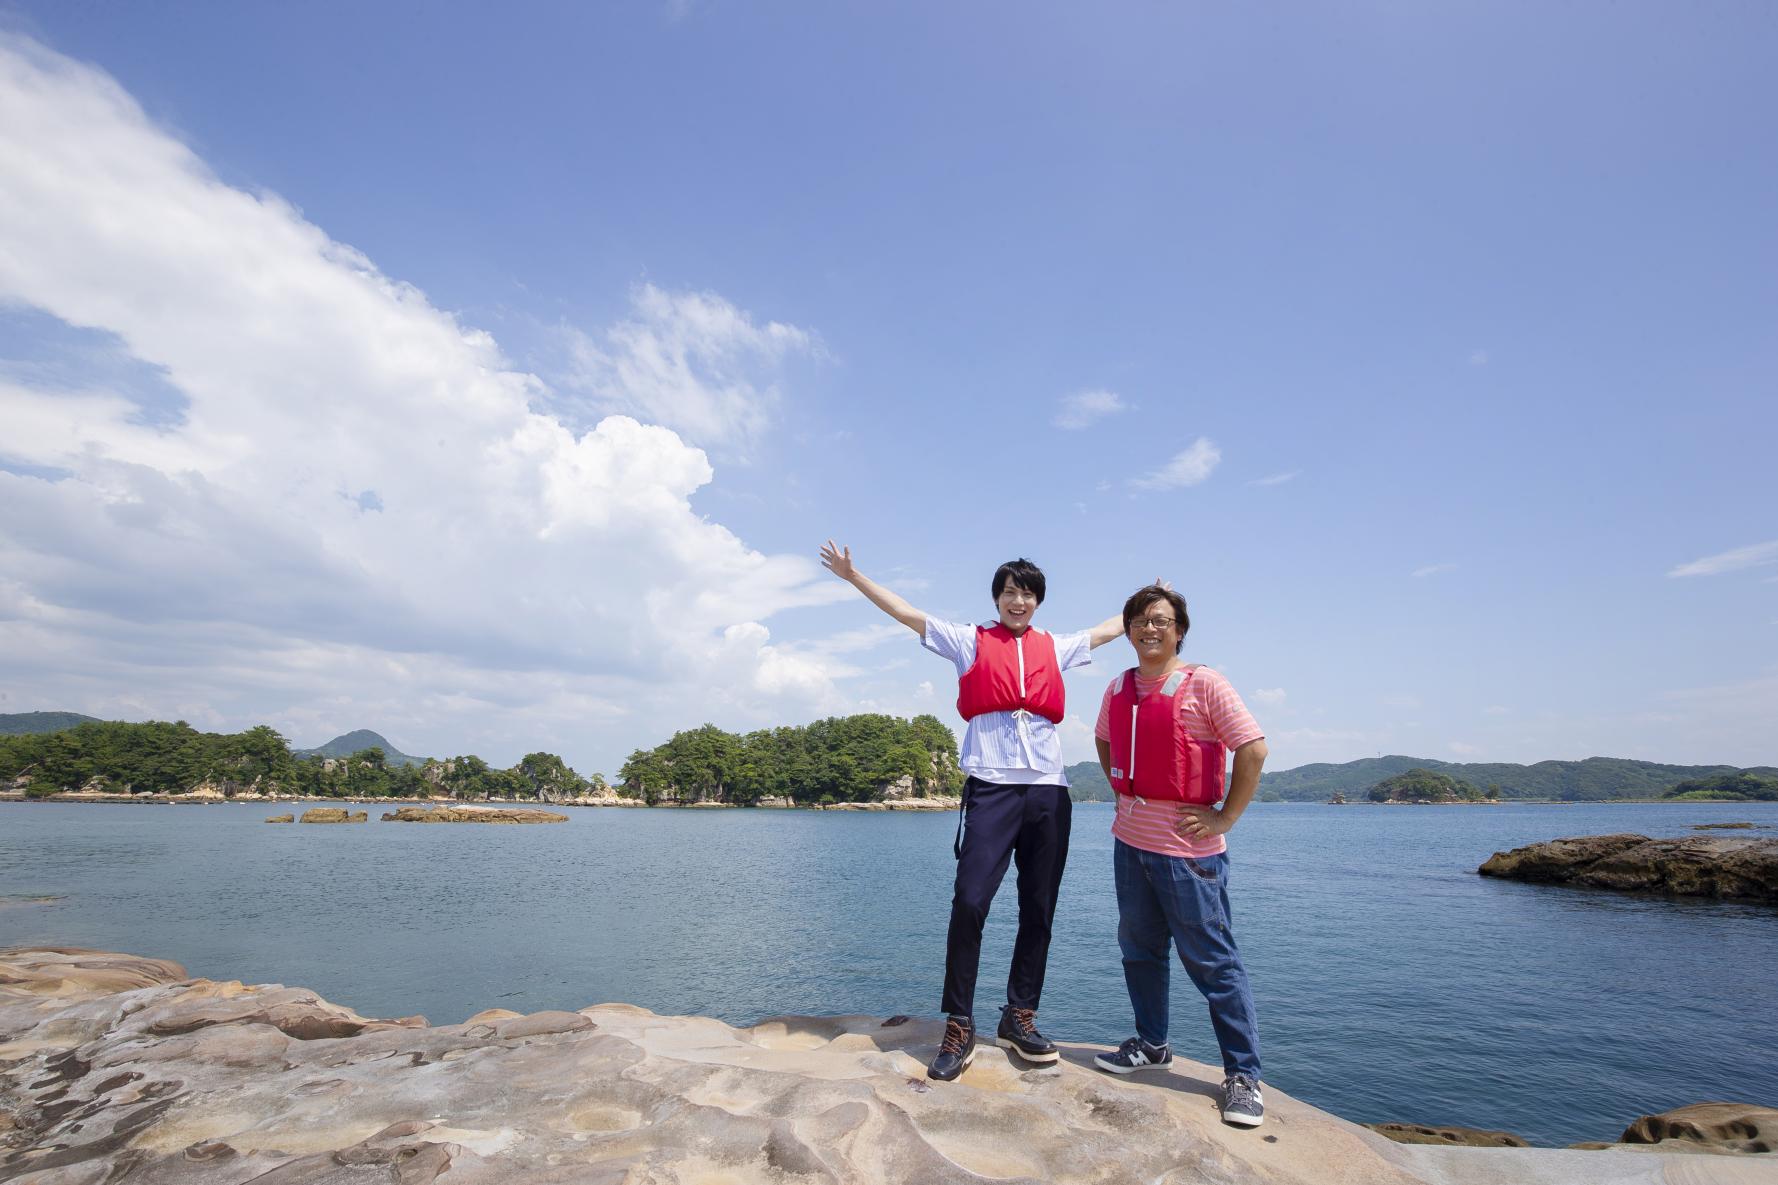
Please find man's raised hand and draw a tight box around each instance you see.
[820,539,856,583]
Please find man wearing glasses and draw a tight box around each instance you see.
[1091,583,1271,1129]
[819,541,1124,1082]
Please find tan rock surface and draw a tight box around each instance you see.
[298,808,365,824]
[0,948,1764,1185]
[1620,1103,1778,1154]
[1368,1122,1530,1147]
[379,805,568,823]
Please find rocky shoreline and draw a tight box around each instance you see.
[1,948,1770,1184]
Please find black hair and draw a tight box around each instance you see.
[991,558,1046,605]
[1121,585,1191,654]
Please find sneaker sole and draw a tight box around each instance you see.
[996,1037,1059,1063]
[926,1047,976,1082]
[1221,1109,1264,1128]
[1092,1056,1170,1075]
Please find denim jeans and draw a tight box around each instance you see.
[1113,838,1261,1081]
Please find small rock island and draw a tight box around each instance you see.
[1478,833,1778,903]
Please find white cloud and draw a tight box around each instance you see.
[1412,563,1458,578]
[555,283,816,455]
[1131,438,1221,491]
[0,34,852,775]
[914,680,934,699]
[1468,349,1489,366]
[1052,388,1126,430]
[1251,687,1287,706]
[1449,741,1481,756]
[1483,705,1511,716]
[1380,694,1422,710]
[1667,540,1778,578]
[1249,471,1299,487]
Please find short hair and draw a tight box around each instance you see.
[991,558,1046,604]
[1121,585,1191,654]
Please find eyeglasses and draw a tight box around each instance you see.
[1132,616,1177,631]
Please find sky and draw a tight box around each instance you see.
[1,2,1774,778]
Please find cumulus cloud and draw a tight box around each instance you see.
[1412,563,1458,578]
[0,34,850,773]
[1251,687,1287,706]
[1131,438,1221,491]
[1052,388,1126,430]
[556,283,817,455]
[1667,540,1778,578]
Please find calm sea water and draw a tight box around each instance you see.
[2,799,1774,1146]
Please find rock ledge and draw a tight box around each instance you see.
[1,948,1765,1185]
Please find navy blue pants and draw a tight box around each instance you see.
[941,777,1072,1019]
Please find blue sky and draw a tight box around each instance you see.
[1,3,1773,776]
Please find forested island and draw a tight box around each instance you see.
[1366,768,1490,803]
[0,714,962,806]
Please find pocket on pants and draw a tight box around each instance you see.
[1182,857,1221,883]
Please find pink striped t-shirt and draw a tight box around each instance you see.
[1093,665,1264,859]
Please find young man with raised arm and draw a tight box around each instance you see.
[820,541,1123,1081]
[1091,583,1271,1128]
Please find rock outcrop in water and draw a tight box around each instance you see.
[298,807,366,824]
[379,805,568,823]
[1477,833,1778,903]
[1,948,1763,1185]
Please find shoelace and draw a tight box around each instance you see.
[1225,1076,1258,1107]
[1007,1006,1038,1036]
[939,1017,971,1055]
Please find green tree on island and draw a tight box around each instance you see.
[1663,771,1778,801]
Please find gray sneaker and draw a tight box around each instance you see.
[1221,1074,1264,1127]
[1094,1036,1172,1074]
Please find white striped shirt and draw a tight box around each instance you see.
[923,619,1094,785]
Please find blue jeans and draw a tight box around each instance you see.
[1113,839,1261,1081]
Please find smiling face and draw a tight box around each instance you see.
[995,581,1039,634]
[1127,607,1181,663]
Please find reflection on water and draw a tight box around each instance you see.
[1,799,1774,1147]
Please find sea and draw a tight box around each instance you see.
[2,798,1774,1148]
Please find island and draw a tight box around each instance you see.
[1366,768,1494,804]
[1478,833,1778,903]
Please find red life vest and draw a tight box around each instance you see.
[955,624,1066,723]
[1106,666,1225,804]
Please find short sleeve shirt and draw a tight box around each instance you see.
[1094,665,1263,857]
[924,619,1094,784]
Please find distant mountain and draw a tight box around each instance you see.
[1066,753,1778,803]
[0,711,104,736]
[1066,761,1113,802]
[1263,755,1778,802]
[293,729,426,767]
